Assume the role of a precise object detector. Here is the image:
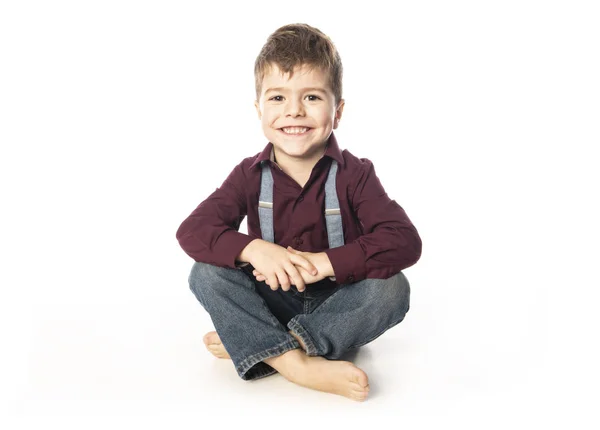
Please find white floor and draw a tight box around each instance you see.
[4,263,597,430]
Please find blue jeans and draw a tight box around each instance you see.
[188,261,410,380]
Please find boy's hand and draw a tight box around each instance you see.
[252,246,334,287]
[239,240,318,292]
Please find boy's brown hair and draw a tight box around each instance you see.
[254,23,344,105]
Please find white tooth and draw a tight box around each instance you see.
[283,127,308,134]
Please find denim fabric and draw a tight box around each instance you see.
[188,261,410,380]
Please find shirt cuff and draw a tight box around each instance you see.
[215,230,256,269]
[324,242,367,284]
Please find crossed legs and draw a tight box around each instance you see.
[189,262,409,402]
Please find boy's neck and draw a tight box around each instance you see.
[272,145,327,178]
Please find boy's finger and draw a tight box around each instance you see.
[290,254,318,275]
[276,270,290,291]
[267,272,279,291]
[285,263,306,292]
[280,277,291,291]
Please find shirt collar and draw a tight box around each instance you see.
[250,131,344,169]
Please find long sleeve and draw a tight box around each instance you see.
[324,159,422,284]
[176,162,255,268]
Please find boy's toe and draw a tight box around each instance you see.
[203,331,220,345]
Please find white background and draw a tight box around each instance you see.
[1,0,599,428]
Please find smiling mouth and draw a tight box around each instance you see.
[279,127,312,136]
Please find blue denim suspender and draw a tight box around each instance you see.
[258,160,345,249]
[258,162,276,243]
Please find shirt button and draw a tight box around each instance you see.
[348,274,355,282]
[298,195,304,202]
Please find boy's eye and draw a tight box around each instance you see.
[268,95,321,102]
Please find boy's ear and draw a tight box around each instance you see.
[254,100,262,120]
[334,99,345,129]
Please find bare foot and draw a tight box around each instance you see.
[203,331,230,359]
[264,349,370,401]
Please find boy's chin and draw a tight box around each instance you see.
[275,142,323,159]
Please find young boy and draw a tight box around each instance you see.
[176,23,421,402]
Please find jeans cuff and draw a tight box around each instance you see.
[287,319,319,356]
[236,337,300,381]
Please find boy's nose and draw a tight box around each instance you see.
[284,100,305,117]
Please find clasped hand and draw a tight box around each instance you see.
[246,240,332,292]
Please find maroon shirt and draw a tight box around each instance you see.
[176,132,422,285]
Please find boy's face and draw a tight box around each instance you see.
[254,63,344,162]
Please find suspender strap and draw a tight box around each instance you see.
[258,161,275,243]
[324,160,344,249]
[258,160,344,248]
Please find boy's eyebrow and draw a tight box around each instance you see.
[264,87,328,95]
